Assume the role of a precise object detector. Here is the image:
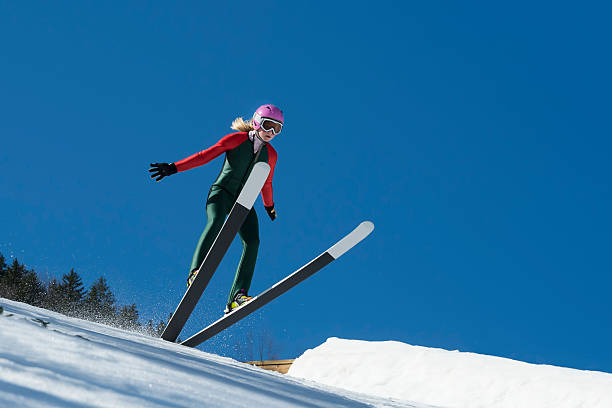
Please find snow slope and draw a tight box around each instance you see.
[5,297,609,408]
[288,337,612,408]
[0,298,428,408]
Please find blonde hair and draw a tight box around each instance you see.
[231,117,255,132]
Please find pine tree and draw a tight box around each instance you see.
[44,278,64,312]
[59,269,86,316]
[0,253,7,279]
[117,303,140,330]
[156,319,167,336]
[143,315,168,337]
[0,253,9,298]
[0,258,25,299]
[145,319,156,336]
[18,268,45,306]
[7,259,26,283]
[0,258,44,305]
[83,276,116,322]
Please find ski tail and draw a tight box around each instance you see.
[161,162,271,342]
[180,221,374,347]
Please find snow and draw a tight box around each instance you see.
[0,298,425,408]
[288,337,612,408]
[3,298,611,408]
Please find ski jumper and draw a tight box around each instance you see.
[174,131,277,303]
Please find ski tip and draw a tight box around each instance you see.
[253,161,271,171]
[327,221,375,259]
[236,163,271,208]
[360,221,375,234]
[249,162,271,182]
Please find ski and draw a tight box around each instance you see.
[180,221,375,347]
[161,162,271,342]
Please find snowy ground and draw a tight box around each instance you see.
[0,298,428,408]
[2,298,610,408]
[289,337,612,408]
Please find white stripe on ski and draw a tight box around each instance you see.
[327,221,375,259]
[236,162,270,208]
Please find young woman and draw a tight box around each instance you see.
[149,104,283,314]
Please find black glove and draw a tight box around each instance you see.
[265,205,277,221]
[149,162,177,182]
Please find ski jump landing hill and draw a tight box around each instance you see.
[1,297,611,408]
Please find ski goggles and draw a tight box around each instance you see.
[260,118,283,135]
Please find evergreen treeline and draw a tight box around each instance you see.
[0,252,166,336]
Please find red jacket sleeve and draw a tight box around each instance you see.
[261,144,277,207]
[174,132,248,172]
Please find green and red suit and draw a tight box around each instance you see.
[174,131,278,303]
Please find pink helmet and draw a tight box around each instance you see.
[252,104,284,130]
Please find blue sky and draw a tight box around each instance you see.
[1,1,611,370]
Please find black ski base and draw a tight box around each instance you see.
[181,252,335,347]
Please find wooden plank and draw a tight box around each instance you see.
[245,359,295,375]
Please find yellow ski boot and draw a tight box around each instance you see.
[224,289,253,314]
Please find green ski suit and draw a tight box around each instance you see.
[174,131,278,303]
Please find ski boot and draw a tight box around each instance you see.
[224,289,253,314]
[187,269,198,288]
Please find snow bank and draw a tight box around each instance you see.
[288,337,612,408]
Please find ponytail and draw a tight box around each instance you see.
[231,117,255,132]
